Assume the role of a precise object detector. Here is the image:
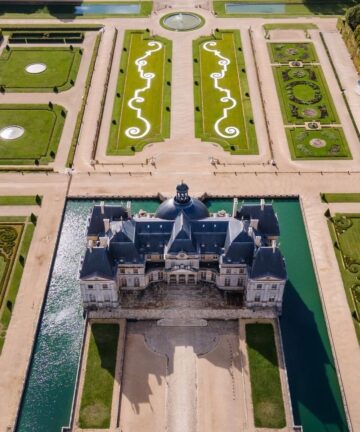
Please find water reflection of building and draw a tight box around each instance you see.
[79,183,287,314]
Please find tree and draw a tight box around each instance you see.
[345,5,360,31]
[354,25,360,46]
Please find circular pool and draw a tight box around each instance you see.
[25,63,47,74]
[0,125,25,140]
[161,12,204,31]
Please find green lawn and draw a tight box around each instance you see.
[0,217,35,353]
[263,23,318,31]
[79,323,119,428]
[246,323,286,428]
[268,43,318,64]
[0,195,41,205]
[328,215,360,343]
[273,65,339,124]
[107,30,171,155]
[193,30,258,154]
[0,104,65,165]
[286,128,351,159]
[321,193,360,203]
[0,47,82,92]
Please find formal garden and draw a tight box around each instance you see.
[0,104,66,165]
[273,64,339,124]
[268,42,318,64]
[193,30,258,154]
[286,127,351,159]
[0,47,82,92]
[79,323,119,428]
[246,323,286,429]
[0,209,37,353]
[328,214,360,343]
[107,30,172,155]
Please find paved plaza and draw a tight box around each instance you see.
[0,4,359,432]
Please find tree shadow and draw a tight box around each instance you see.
[280,281,348,430]
[301,0,357,16]
[92,323,119,378]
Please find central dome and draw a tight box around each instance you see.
[155,183,210,220]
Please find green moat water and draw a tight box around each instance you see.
[16,198,348,432]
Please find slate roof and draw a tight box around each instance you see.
[88,205,128,237]
[80,247,115,280]
[250,247,287,280]
[237,204,280,237]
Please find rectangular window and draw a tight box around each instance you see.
[269,297,275,302]
[225,278,230,287]
[120,268,125,274]
[211,273,216,282]
[134,277,140,287]
[104,294,110,302]
[88,284,93,289]
[134,269,138,274]
[226,269,231,275]
[255,295,261,302]
[103,284,108,290]
[158,272,163,280]
[239,268,244,274]
[271,284,277,290]
[201,272,206,280]
[256,284,262,289]
[89,294,96,302]
[149,273,153,282]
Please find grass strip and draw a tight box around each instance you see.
[66,32,102,168]
[263,23,318,31]
[193,29,258,154]
[79,323,119,428]
[321,193,360,203]
[246,323,286,429]
[0,196,41,206]
[0,220,35,353]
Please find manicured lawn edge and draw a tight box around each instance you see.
[0,195,41,206]
[107,30,172,156]
[246,322,286,428]
[193,29,258,155]
[321,193,360,203]
[328,215,360,343]
[79,323,119,428]
[66,32,102,168]
[0,220,35,353]
[263,23,318,31]
[0,47,82,93]
[0,104,66,166]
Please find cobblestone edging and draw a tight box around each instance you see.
[299,197,352,432]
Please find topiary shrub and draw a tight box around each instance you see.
[345,5,360,31]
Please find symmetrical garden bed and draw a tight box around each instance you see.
[0,47,82,92]
[193,29,258,154]
[246,323,286,428]
[268,42,318,64]
[0,215,35,352]
[329,214,360,343]
[107,30,171,155]
[286,127,351,159]
[273,65,338,124]
[0,104,66,165]
[269,42,350,160]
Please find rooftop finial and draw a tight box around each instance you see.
[175,182,190,204]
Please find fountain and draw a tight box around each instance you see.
[161,12,203,31]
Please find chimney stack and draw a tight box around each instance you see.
[260,199,265,211]
[271,239,276,252]
[103,218,110,232]
[232,197,238,218]
[126,200,131,217]
[100,201,105,215]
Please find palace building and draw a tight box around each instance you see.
[79,183,287,314]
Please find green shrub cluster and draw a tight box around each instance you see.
[345,5,360,32]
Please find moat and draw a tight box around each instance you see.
[16,198,347,432]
